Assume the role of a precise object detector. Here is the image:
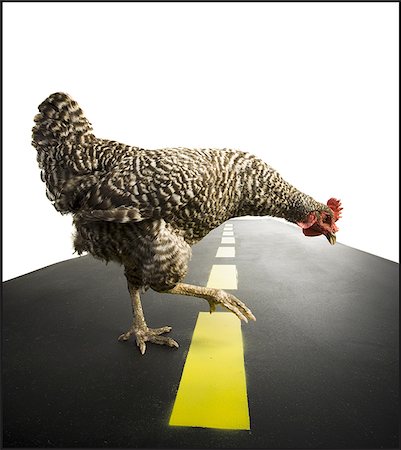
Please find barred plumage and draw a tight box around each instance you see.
[32,92,341,354]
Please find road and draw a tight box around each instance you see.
[3,218,399,448]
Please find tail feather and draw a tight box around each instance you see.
[32,93,96,214]
[32,92,94,147]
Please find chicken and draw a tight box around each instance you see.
[32,92,342,354]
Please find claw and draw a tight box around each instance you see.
[137,340,146,355]
[208,299,216,314]
[167,338,179,349]
[118,331,131,341]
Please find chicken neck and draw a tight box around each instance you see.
[237,156,326,224]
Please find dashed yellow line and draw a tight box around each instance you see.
[221,237,235,244]
[168,312,250,430]
[207,264,238,289]
[216,246,236,258]
[169,223,250,431]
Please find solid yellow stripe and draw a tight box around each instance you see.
[215,246,236,258]
[206,264,237,289]
[169,312,250,430]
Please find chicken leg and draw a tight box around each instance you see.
[118,283,179,354]
[164,282,256,322]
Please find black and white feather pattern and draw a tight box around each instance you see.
[32,92,330,291]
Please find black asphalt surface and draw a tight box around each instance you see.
[2,219,399,448]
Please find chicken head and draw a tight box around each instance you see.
[297,198,343,245]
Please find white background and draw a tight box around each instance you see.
[3,3,399,281]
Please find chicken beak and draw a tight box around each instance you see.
[326,232,337,245]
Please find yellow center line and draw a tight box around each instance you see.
[169,312,250,430]
[207,264,238,289]
[169,223,250,431]
[216,246,236,258]
[221,237,235,244]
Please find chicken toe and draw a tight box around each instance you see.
[119,325,179,354]
[164,282,256,323]
[207,290,257,322]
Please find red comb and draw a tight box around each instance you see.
[327,198,342,221]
